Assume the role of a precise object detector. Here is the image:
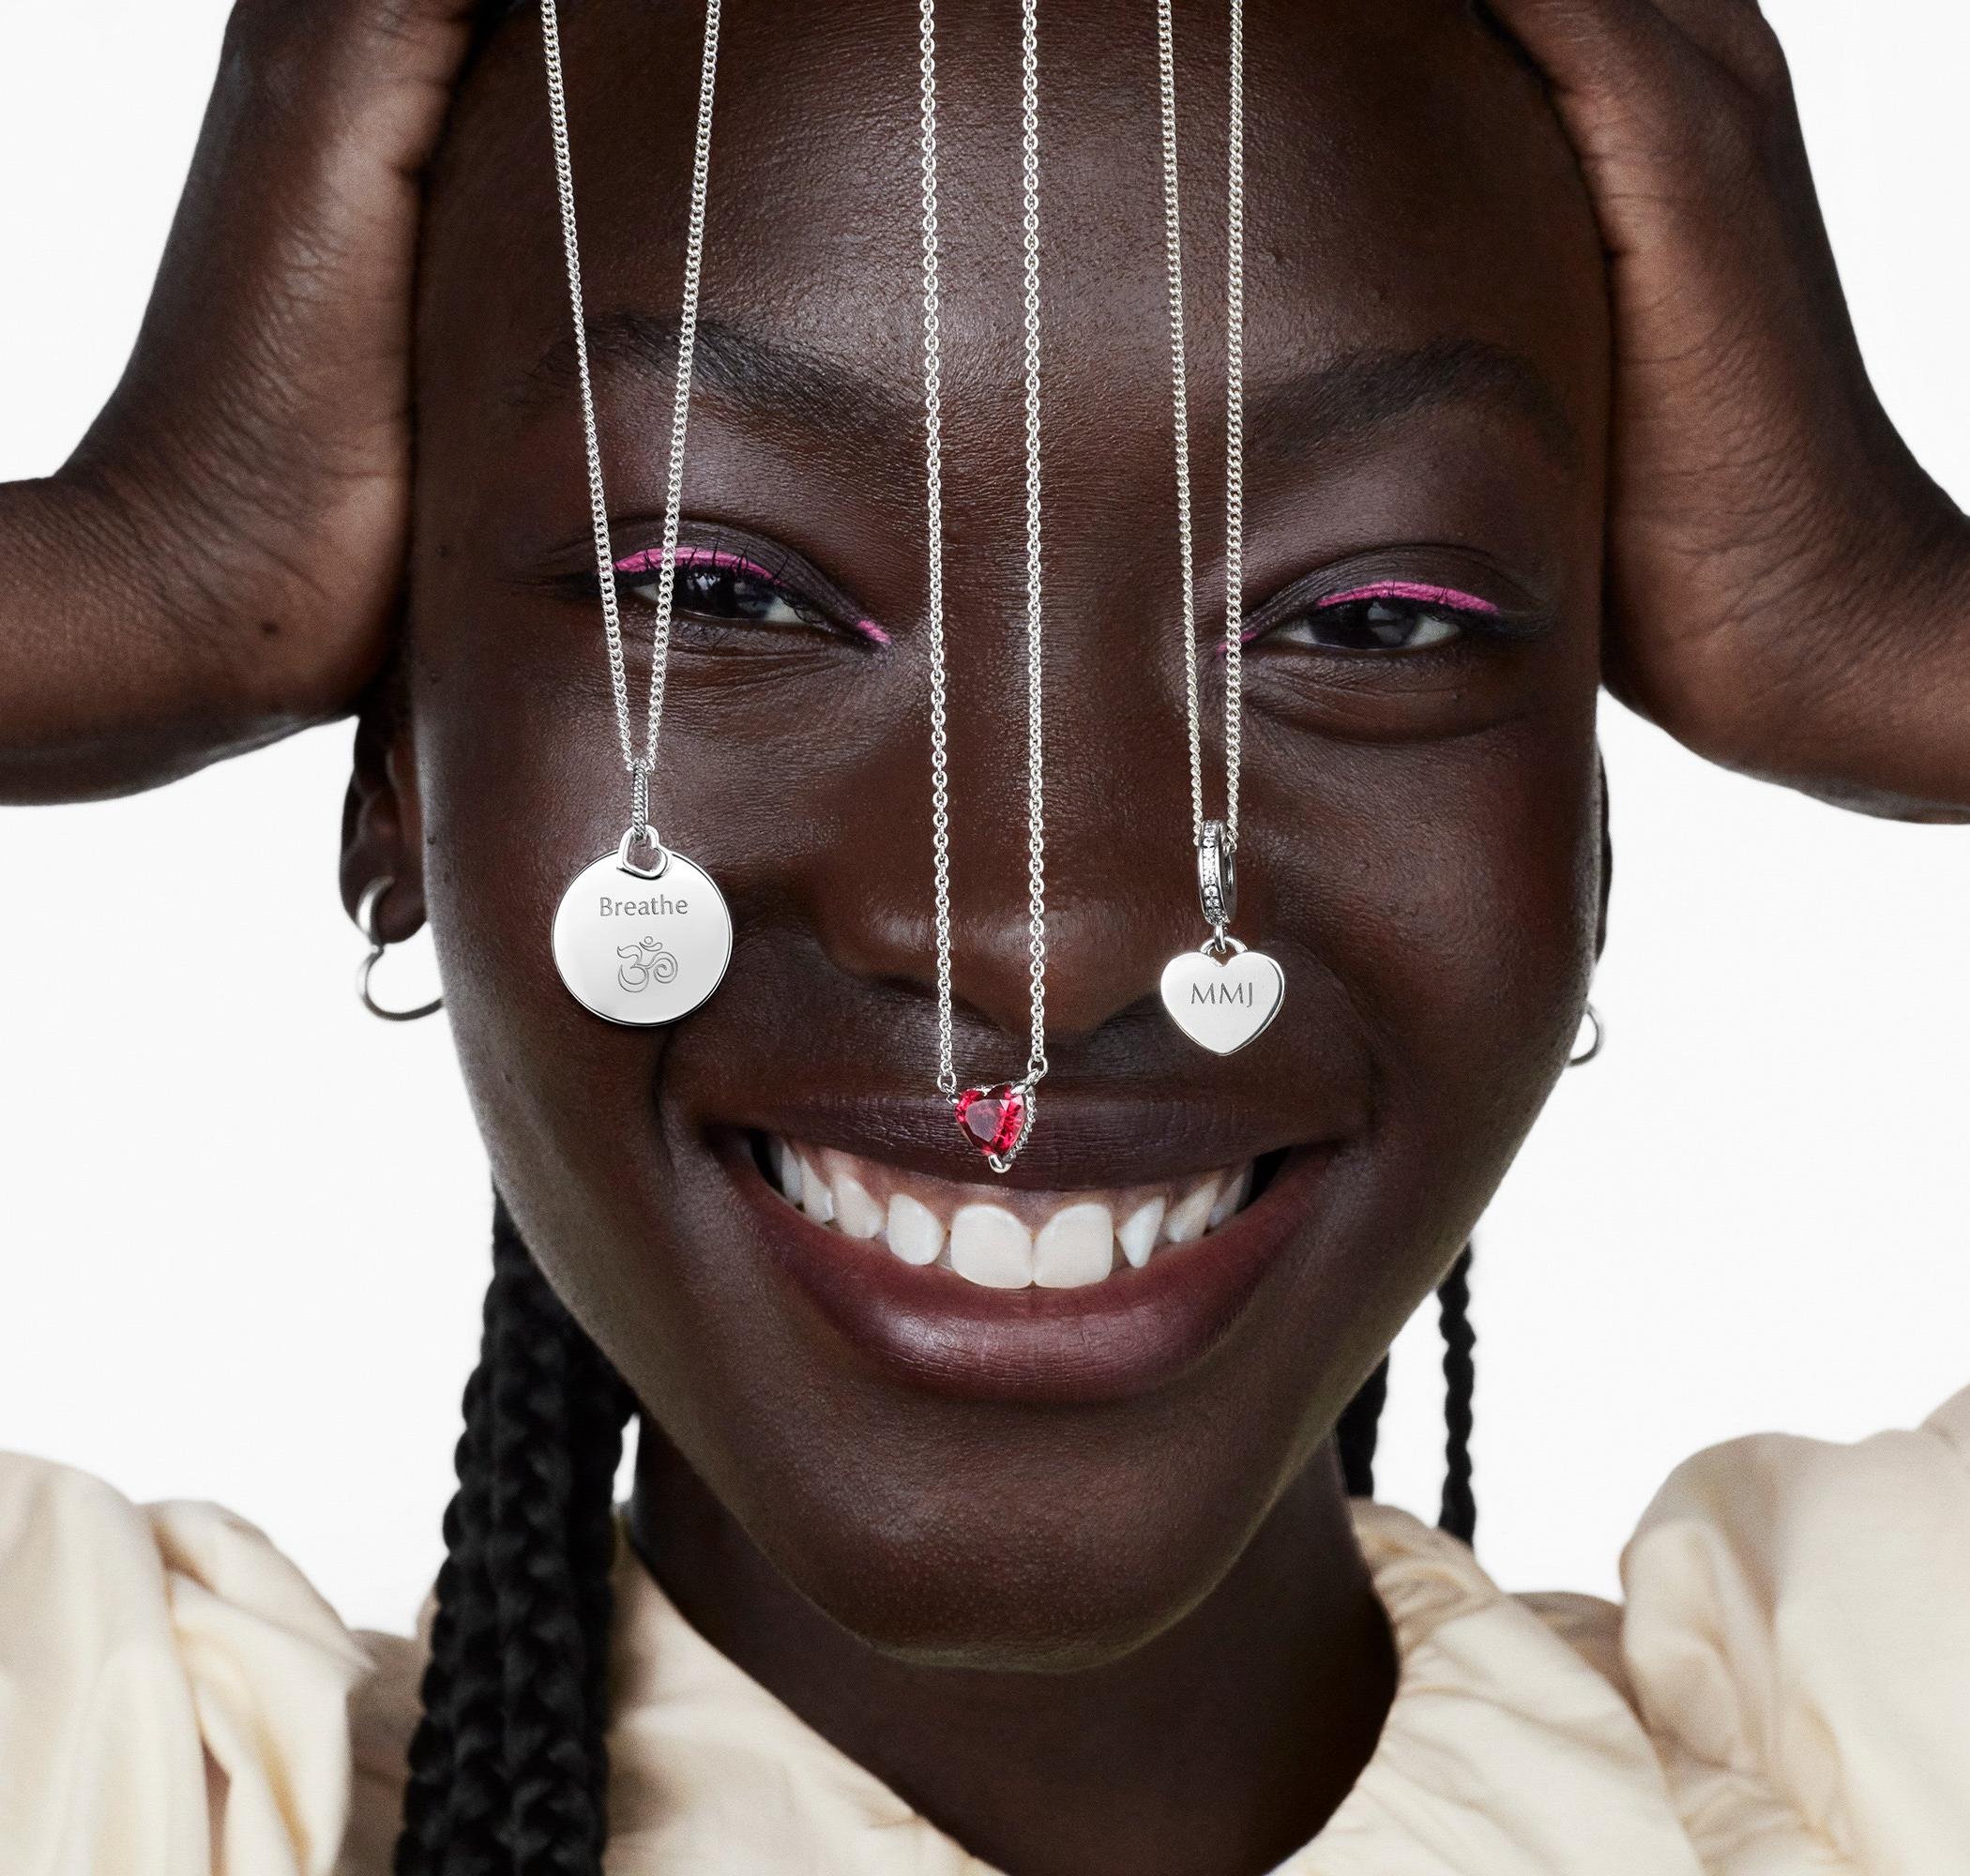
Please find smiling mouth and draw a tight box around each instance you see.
[754,1133,1263,1290]
[715,1108,1332,1402]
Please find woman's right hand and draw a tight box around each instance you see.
[1,0,478,802]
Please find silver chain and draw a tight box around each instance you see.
[1155,0,1201,846]
[541,0,722,851]
[919,0,1051,1098]
[917,0,958,1095]
[1157,0,1246,853]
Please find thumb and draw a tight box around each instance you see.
[217,0,487,174]
[1483,0,1774,94]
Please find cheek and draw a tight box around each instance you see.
[1263,709,1599,1179]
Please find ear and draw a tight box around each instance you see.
[1594,746,1613,963]
[339,682,426,942]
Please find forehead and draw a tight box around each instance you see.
[425,0,1604,462]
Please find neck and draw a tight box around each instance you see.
[627,1430,1395,1876]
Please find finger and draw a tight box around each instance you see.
[1479,0,1800,256]
[1644,0,1793,95]
[144,0,485,351]
[219,0,484,178]
[1483,0,1782,107]
[1481,0,1705,97]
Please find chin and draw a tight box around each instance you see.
[735,1417,1291,1675]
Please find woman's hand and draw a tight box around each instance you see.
[0,0,477,802]
[1489,0,1970,819]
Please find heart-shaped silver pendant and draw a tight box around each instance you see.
[1159,939,1284,1055]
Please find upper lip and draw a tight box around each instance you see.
[701,1082,1355,1188]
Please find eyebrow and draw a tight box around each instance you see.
[1247,337,1579,470]
[521,315,1576,469]
[518,310,911,438]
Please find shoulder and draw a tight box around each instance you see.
[0,1449,411,1876]
[1589,1389,1970,1869]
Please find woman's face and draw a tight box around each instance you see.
[356,0,1607,1665]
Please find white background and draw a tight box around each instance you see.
[4,0,1969,1637]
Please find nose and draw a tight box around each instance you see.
[808,615,1214,1060]
[824,843,1196,1051]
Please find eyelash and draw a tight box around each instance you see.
[597,553,1506,660]
[610,543,890,647]
[1247,581,1505,656]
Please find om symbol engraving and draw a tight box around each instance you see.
[616,934,682,995]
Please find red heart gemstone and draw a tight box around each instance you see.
[954,1083,1026,1160]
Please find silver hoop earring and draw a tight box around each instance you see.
[1568,1001,1604,1068]
[355,878,443,1022]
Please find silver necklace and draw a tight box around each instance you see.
[917,0,1051,1173]
[1153,0,1284,1055]
[539,0,735,1028]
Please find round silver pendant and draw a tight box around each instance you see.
[552,836,733,1027]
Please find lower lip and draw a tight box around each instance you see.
[719,1134,1333,1404]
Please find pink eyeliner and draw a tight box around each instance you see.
[1227,578,1499,649]
[1319,581,1498,614]
[613,546,890,645]
[614,545,774,582]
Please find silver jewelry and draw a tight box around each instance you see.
[355,879,444,1023]
[1568,1001,1604,1067]
[1159,820,1282,1054]
[1151,0,1283,1056]
[538,0,735,1028]
[917,0,1051,1172]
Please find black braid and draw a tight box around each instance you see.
[1332,1241,1478,1546]
[1436,1245,1478,1544]
[1335,1357,1390,1499]
[395,1196,633,1876]
[396,1315,501,1869]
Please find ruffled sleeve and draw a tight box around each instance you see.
[0,1451,372,1876]
[1618,1386,1970,1874]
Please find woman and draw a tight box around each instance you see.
[5,1,1969,1872]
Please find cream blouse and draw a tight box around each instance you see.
[6,1389,1970,1875]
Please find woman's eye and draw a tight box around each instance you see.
[616,550,828,631]
[1266,596,1465,654]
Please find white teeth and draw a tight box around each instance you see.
[1116,1197,1166,1269]
[1163,1177,1220,1245]
[1033,1202,1115,1288]
[772,1137,800,1202]
[765,1136,1258,1287]
[833,1172,886,1239]
[798,1158,835,1225]
[948,1203,1035,1289]
[1208,1165,1250,1229]
[886,1191,946,1266]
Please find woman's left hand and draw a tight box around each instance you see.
[1488,0,1970,820]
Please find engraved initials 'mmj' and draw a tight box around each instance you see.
[616,934,681,994]
[1191,982,1253,1006]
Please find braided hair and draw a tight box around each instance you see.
[394,1198,633,1874]
[1436,1246,1479,1543]
[1333,1244,1480,1543]
[393,1201,1476,1873]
